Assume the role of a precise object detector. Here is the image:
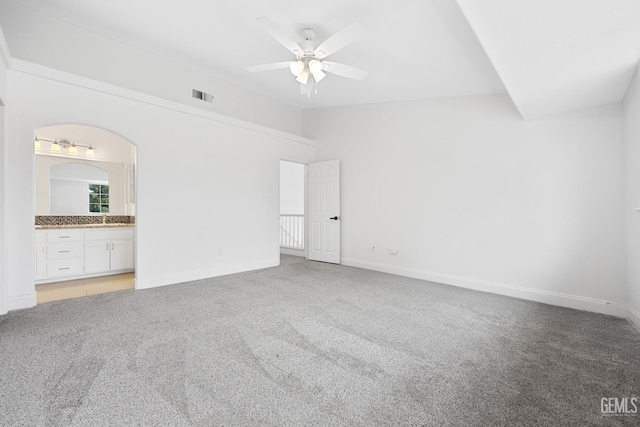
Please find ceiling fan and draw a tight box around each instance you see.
[247,17,368,96]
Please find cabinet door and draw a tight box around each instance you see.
[35,243,46,280]
[110,240,134,271]
[84,240,111,274]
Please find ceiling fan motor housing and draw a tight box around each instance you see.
[301,27,317,41]
[300,28,317,58]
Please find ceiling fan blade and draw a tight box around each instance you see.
[322,61,368,80]
[314,22,363,59]
[257,17,303,56]
[246,61,293,72]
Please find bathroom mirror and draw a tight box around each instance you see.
[35,155,134,216]
[50,163,109,215]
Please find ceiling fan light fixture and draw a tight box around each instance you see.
[309,60,326,82]
[312,69,326,83]
[296,70,310,85]
[250,18,367,96]
[289,60,304,76]
[309,59,323,74]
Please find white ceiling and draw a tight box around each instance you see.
[7,0,640,118]
[457,0,640,119]
[8,0,505,109]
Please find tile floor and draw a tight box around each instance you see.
[36,272,135,303]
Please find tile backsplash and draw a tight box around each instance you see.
[35,215,135,226]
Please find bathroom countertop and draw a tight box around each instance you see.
[35,223,135,230]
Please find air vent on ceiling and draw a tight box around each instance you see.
[192,89,214,103]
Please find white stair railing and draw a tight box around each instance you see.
[280,214,304,249]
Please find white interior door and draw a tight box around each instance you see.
[308,160,340,264]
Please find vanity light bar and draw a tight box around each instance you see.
[35,136,97,158]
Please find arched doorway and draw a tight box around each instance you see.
[33,124,137,303]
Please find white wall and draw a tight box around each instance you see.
[4,66,315,310]
[280,161,305,215]
[303,94,627,316]
[623,65,640,330]
[0,23,9,315]
[0,104,5,316]
[0,1,302,136]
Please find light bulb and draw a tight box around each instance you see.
[296,70,309,85]
[86,146,95,158]
[34,138,41,151]
[312,69,326,82]
[309,60,322,74]
[68,143,78,156]
[289,60,304,77]
[50,141,61,153]
[309,60,326,83]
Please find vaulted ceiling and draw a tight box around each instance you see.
[4,0,640,119]
[458,0,640,119]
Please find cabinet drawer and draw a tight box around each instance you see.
[47,230,83,243]
[47,242,84,260]
[46,258,83,278]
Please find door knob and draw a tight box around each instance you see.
[329,216,340,220]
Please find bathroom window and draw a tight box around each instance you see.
[89,184,109,213]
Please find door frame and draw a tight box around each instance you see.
[31,124,139,303]
[278,158,309,260]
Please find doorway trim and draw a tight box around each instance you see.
[279,158,309,260]
[31,123,139,305]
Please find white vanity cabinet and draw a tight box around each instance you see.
[84,229,135,274]
[35,227,134,283]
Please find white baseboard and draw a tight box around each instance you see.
[135,259,278,290]
[341,258,629,318]
[8,293,37,311]
[280,247,306,257]
[629,306,640,333]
